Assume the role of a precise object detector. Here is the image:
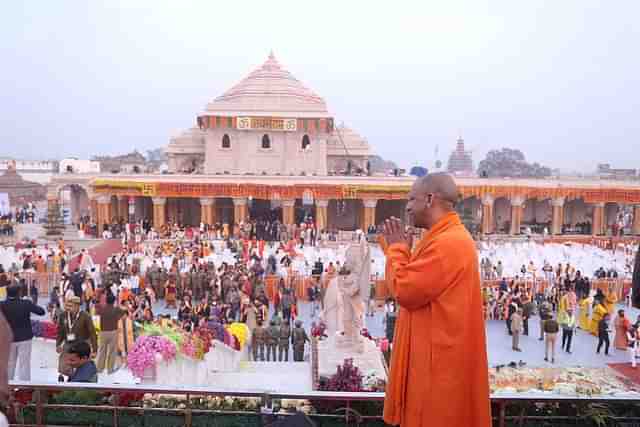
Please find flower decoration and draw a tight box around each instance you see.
[127,336,177,378]
[226,323,249,349]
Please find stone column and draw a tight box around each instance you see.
[200,197,214,225]
[592,202,605,236]
[363,199,378,232]
[551,197,565,235]
[117,196,129,222]
[96,195,111,230]
[633,205,640,235]
[481,195,494,235]
[282,199,295,225]
[89,198,98,223]
[316,199,329,231]
[233,197,248,224]
[509,196,524,235]
[152,197,166,230]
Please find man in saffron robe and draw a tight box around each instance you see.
[382,173,491,427]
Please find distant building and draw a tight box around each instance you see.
[597,163,637,178]
[447,136,474,176]
[92,151,147,174]
[0,160,47,206]
[59,158,101,174]
[0,158,59,185]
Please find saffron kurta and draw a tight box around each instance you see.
[383,212,491,427]
[614,315,630,350]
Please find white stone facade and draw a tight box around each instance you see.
[203,129,327,175]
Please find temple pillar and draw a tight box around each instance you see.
[282,199,295,225]
[152,197,166,230]
[96,195,111,230]
[481,195,494,234]
[633,205,640,235]
[89,198,98,224]
[509,196,524,235]
[551,197,565,235]
[592,202,605,236]
[316,199,328,231]
[233,197,248,224]
[363,199,378,232]
[200,198,214,225]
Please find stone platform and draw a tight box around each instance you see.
[316,335,387,381]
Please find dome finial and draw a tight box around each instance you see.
[269,49,275,60]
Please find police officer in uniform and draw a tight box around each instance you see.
[292,320,309,362]
[251,321,265,361]
[278,321,291,361]
[266,319,279,361]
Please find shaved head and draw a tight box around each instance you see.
[406,172,459,229]
[414,172,459,206]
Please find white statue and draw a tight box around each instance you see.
[322,276,343,337]
[335,239,370,353]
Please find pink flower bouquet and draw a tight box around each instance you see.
[127,335,177,378]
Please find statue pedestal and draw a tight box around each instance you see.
[317,335,387,382]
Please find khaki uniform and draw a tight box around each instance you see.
[278,323,291,361]
[292,326,309,362]
[252,325,266,361]
[266,323,279,361]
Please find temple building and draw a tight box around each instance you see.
[447,135,474,176]
[166,52,371,176]
[46,54,640,237]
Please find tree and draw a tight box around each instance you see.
[409,166,428,177]
[477,148,552,178]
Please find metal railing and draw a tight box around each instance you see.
[4,381,640,427]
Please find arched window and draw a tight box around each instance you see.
[261,134,271,149]
[301,134,311,150]
[221,134,231,149]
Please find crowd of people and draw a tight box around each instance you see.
[0,212,368,384]
[78,213,348,245]
[0,205,638,395]
[483,260,640,366]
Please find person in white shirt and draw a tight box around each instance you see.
[627,327,638,368]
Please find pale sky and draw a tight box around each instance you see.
[1,1,638,172]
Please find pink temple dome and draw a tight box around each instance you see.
[203,52,331,118]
